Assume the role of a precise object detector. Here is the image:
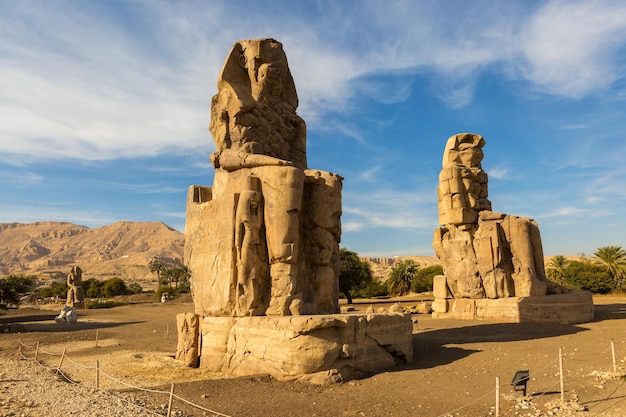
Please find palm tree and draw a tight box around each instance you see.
[149,259,165,284]
[547,255,568,286]
[387,260,419,296]
[593,246,626,290]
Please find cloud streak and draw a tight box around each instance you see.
[2,1,626,162]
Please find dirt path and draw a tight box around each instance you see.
[2,295,626,416]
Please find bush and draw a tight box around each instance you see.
[83,278,102,297]
[0,275,35,308]
[102,278,127,298]
[37,281,69,299]
[128,283,143,294]
[156,285,177,301]
[412,265,443,293]
[353,279,388,298]
[564,261,614,294]
[87,300,128,309]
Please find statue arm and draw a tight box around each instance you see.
[217,149,293,172]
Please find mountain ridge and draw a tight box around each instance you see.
[0,221,184,282]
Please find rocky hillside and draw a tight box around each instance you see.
[0,220,443,284]
[362,256,440,282]
[0,221,184,283]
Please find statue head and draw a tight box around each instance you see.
[442,133,485,169]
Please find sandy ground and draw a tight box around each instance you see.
[2,295,626,417]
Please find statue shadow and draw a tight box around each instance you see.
[410,321,589,369]
[14,320,145,333]
[0,314,57,324]
[591,303,626,322]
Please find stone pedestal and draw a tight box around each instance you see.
[197,313,413,384]
[432,291,594,324]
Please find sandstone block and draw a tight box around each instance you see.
[198,313,412,383]
[432,275,450,299]
[175,313,199,367]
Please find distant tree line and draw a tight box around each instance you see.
[547,245,626,294]
[340,245,626,303]
[339,248,443,303]
[0,275,35,309]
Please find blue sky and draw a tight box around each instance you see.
[1,0,625,257]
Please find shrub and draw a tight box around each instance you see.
[563,261,614,294]
[0,275,35,308]
[412,265,443,293]
[102,278,127,298]
[353,279,388,298]
[38,281,69,298]
[128,283,143,294]
[87,300,128,309]
[156,285,177,301]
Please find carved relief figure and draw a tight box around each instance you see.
[234,175,268,315]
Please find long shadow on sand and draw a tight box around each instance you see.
[16,320,145,333]
[591,303,626,322]
[0,313,58,324]
[411,321,589,369]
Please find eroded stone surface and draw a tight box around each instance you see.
[432,133,592,323]
[175,312,199,367]
[433,133,563,299]
[186,39,342,318]
[183,38,412,382]
[198,313,413,383]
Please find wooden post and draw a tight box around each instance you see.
[96,360,100,389]
[166,323,170,340]
[57,346,67,374]
[495,376,500,417]
[611,339,617,373]
[95,329,99,348]
[167,383,175,417]
[34,342,40,362]
[559,347,564,403]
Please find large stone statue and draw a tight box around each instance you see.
[432,133,592,323]
[181,39,413,382]
[434,133,560,298]
[186,38,342,317]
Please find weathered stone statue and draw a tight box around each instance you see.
[434,133,561,298]
[181,38,412,382]
[66,266,85,307]
[56,265,84,323]
[432,133,593,323]
[186,38,342,317]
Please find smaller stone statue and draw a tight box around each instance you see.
[56,266,84,323]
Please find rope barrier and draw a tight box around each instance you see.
[15,337,625,417]
[16,341,234,417]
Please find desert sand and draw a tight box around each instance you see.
[2,295,626,417]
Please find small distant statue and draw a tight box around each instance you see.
[66,266,84,307]
[56,266,84,323]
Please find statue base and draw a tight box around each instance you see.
[55,306,78,323]
[432,291,594,324]
[184,313,413,384]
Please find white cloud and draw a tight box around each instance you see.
[342,188,436,231]
[2,0,626,162]
[488,166,509,180]
[517,0,626,97]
